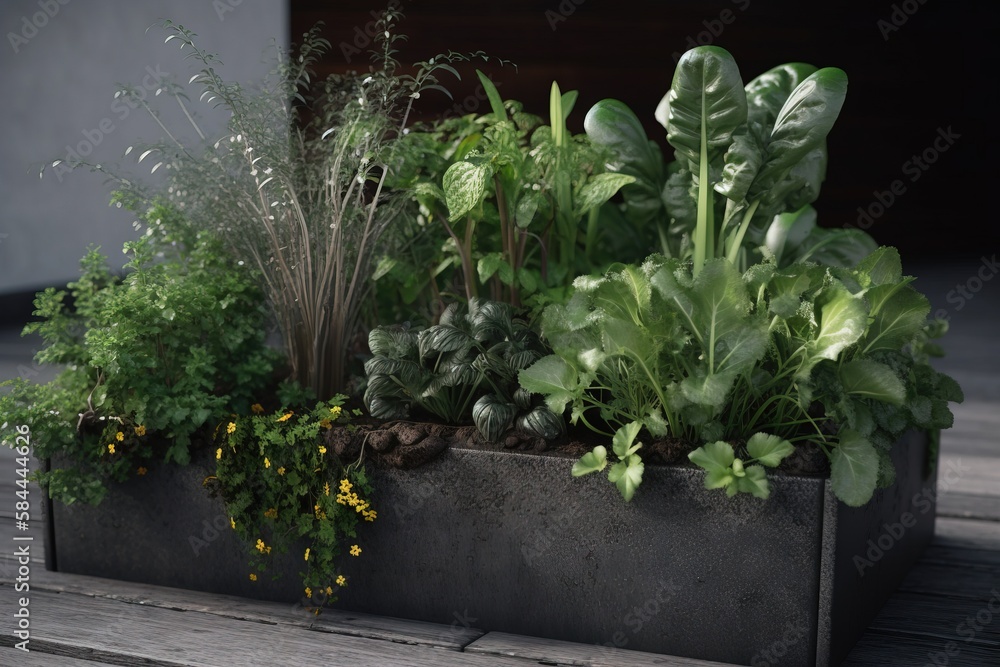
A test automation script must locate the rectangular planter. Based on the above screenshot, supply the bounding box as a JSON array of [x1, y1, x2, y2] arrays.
[[46, 430, 936, 666]]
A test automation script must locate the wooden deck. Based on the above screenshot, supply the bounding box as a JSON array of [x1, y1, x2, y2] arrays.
[[1, 262, 998, 666]]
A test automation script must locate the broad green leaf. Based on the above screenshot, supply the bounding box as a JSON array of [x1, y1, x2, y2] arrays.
[[518, 355, 580, 415], [839, 359, 905, 405], [716, 127, 763, 203], [794, 227, 878, 269], [734, 464, 770, 498], [663, 46, 748, 166], [516, 267, 538, 293], [576, 173, 636, 214], [572, 445, 608, 476], [472, 394, 518, 443], [855, 246, 902, 288], [443, 159, 491, 221], [744, 63, 818, 134], [765, 205, 817, 265], [608, 457, 644, 501], [477, 253, 514, 285], [747, 432, 795, 467], [688, 440, 735, 473], [612, 421, 643, 458], [515, 191, 541, 228], [830, 429, 879, 507], [805, 281, 867, 364], [748, 68, 848, 200], [862, 284, 929, 354]]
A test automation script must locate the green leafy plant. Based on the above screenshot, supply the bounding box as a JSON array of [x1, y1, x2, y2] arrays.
[[520, 45, 961, 505], [585, 47, 875, 272], [213, 397, 374, 606], [0, 201, 277, 505], [415, 73, 634, 307], [364, 298, 564, 442], [49, 12, 487, 400]]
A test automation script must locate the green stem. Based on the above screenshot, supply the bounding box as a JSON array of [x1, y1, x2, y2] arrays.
[[725, 199, 761, 266]]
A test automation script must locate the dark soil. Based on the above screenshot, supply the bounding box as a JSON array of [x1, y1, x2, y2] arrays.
[[323, 419, 830, 477]]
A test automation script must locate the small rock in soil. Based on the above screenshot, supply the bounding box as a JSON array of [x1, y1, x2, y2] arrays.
[[382, 435, 448, 469], [366, 428, 398, 453], [389, 422, 427, 447], [326, 427, 361, 459]]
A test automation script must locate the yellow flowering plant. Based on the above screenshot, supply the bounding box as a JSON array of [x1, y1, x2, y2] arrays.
[[212, 395, 374, 603]]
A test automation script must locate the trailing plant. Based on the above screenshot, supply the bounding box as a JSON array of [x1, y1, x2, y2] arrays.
[[0, 201, 277, 505], [414, 73, 634, 307], [520, 45, 960, 505], [585, 46, 876, 271], [364, 298, 564, 442], [46, 11, 488, 400], [212, 396, 373, 608]]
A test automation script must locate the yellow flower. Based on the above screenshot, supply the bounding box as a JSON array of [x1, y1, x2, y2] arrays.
[[330, 405, 343, 419], [264, 457, 271, 469], [325, 586, 333, 595], [339, 479, 352, 492], [263, 508, 277, 519], [249, 573, 257, 582], [115, 431, 124, 442], [276, 412, 293, 423], [318, 445, 327, 455], [319, 419, 332, 430], [304, 547, 310, 561], [277, 467, 285, 476], [364, 510, 377, 522], [336, 575, 346, 587], [230, 517, 236, 529], [350, 545, 361, 557], [304, 587, 312, 598], [324, 482, 331, 496], [255, 539, 267, 553], [226, 422, 236, 434], [136, 466, 147, 476], [251, 403, 264, 414], [134, 425, 146, 436], [216, 448, 222, 460], [107, 443, 116, 454]]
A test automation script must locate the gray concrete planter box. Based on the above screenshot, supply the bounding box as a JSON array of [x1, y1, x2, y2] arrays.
[[46, 430, 936, 666]]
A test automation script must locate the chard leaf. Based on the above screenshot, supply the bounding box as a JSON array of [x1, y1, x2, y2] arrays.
[[518, 355, 580, 416], [744, 62, 818, 134], [608, 456, 644, 501], [612, 421, 643, 458], [830, 429, 879, 507], [716, 127, 763, 203], [443, 159, 492, 221], [839, 359, 905, 405], [855, 246, 902, 288], [572, 445, 607, 476], [747, 433, 795, 467], [765, 205, 817, 265], [748, 68, 848, 201]]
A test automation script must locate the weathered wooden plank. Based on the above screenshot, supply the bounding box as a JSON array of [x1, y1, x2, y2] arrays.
[[844, 629, 1000, 666], [935, 517, 1000, 551], [939, 491, 1000, 521], [0, 588, 533, 667], [0, 646, 122, 666], [464, 632, 735, 667], [0, 568, 482, 650], [865, 592, 1000, 648], [938, 455, 1000, 498], [921, 545, 1000, 570], [899, 561, 1000, 602]]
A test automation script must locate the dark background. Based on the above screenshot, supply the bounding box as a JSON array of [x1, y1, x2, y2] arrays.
[[292, 0, 995, 264]]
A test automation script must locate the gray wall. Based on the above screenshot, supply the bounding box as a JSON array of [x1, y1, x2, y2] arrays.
[[0, 0, 288, 295]]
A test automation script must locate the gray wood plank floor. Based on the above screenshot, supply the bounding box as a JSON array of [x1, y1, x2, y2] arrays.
[[1, 262, 997, 666]]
